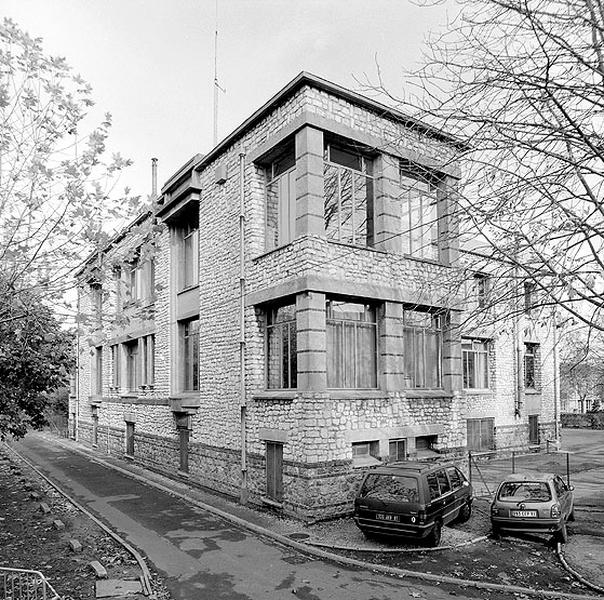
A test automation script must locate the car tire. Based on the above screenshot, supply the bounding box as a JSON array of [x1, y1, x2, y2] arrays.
[[555, 522, 568, 544], [426, 521, 442, 547], [491, 523, 501, 540], [458, 500, 472, 523], [568, 508, 575, 522]]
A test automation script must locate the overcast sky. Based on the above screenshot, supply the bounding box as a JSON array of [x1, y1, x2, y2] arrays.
[[3, 0, 453, 200]]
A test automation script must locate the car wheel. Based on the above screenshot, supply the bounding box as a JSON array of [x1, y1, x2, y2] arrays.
[[491, 523, 501, 540], [426, 521, 442, 547], [568, 508, 575, 522], [555, 522, 568, 545], [458, 500, 472, 523]]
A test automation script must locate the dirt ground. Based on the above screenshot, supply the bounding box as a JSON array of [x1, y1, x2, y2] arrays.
[[0, 445, 171, 600]]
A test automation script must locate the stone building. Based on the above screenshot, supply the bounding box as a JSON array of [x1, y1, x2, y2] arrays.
[[72, 72, 560, 520]]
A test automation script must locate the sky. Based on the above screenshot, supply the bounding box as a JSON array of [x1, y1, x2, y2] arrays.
[[2, 0, 454, 201]]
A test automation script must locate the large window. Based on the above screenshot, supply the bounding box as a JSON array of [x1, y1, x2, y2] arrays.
[[324, 143, 374, 247], [140, 335, 155, 387], [399, 166, 439, 260], [266, 301, 297, 389], [467, 417, 495, 451], [403, 309, 443, 389], [326, 299, 377, 389], [93, 346, 103, 395], [524, 343, 538, 390], [124, 255, 155, 305], [266, 148, 296, 250], [181, 319, 200, 392], [462, 339, 489, 389], [111, 344, 120, 389]]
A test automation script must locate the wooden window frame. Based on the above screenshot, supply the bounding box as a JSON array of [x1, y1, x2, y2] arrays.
[[524, 343, 538, 390], [403, 309, 443, 389], [181, 319, 200, 392], [462, 339, 490, 390], [266, 441, 284, 502], [467, 417, 495, 452], [265, 301, 297, 390], [265, 147, 296, 250]]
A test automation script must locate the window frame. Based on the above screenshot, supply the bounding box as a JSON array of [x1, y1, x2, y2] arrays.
[[265, 147, 297, 250], [326, 298, 378, 390], [524, 343, 538, 390], [462, 338, 490, 390], [110, 344, 121, 389], [467, 417, 495, 452], [265, 301, 297, 390], [402, 309, 443, 389], [323, 142, 374, 248], [388, 438, 407, 462], [181, 318, 200, 392], [180, 221, 199, 291], [352, 440, 380, 467], [124, 339, 139, 392], [266, 441, 284, 502]]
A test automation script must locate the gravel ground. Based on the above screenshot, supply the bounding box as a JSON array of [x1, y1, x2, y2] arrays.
[[0, 444, 173, 600]]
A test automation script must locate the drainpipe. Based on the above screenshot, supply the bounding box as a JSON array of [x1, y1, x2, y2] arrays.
[[151, 157, 158, 199], [239, 151, 248, 504], [75, 292, 80, 442], [552, 310, 560, 447]]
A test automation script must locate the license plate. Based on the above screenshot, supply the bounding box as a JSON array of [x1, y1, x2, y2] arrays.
[[511, 510, 537, 518], [376, 513, 400, 522]]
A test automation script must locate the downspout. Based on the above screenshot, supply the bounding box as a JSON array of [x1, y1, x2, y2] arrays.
[[552, 310, 560, 447], [514, 256, 523, 418], [239, 151, 248, 504], [75, 292, 80, 442]]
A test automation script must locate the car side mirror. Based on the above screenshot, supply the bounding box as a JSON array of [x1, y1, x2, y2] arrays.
[[569, 485, 575, 491], [462, 480, 470, 487]]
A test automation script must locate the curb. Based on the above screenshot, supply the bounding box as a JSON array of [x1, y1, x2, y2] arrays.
[[4, 443, 155, 598], [32, 435, 602, 600], [307, 535, 489, 553], [556, 542, 604, 595]]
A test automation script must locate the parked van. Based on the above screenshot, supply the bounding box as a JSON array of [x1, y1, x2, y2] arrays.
[[353, 461, 473, 546]]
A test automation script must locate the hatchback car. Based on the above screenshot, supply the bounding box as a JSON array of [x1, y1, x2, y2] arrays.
[[353, 462, 473, 547], [490, 472, 574, 543]]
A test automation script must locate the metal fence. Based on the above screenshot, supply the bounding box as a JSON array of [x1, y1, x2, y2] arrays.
[[0, 568, 59, 600], [468, 444, 571, 499]]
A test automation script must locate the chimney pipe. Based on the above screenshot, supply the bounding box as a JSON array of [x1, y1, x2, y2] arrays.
[[151, 157, 158, 197]]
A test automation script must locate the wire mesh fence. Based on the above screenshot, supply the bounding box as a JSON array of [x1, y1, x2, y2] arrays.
[[0, 567, 59, 600]]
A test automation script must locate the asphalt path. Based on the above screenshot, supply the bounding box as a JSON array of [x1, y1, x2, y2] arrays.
[[14, 433, 500, 600]]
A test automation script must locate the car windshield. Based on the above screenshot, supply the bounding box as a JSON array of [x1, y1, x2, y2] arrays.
[[359, 474, 419, 503], [497, 481, 552, 502]]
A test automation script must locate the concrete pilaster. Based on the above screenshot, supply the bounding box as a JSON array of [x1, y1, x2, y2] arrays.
[[296, 291, 326, 391], [373, 154, 401, 253], [442, 309, 462, 393], [295, 127, 325, 238], [379, 301, 405, 391]]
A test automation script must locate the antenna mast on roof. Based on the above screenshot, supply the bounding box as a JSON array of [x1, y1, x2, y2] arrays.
[[213, 0, 226, 147]]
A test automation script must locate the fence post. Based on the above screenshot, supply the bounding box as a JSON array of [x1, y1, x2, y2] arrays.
[[566, 452, 571, 487], [512, 451, 516, 474], [468, 451, 472, 486]]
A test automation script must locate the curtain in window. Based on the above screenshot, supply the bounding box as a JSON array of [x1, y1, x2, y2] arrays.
[[403, 310, 443, 389]]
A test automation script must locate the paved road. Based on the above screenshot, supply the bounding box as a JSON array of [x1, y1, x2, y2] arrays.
[[15, 433, 502, 600]]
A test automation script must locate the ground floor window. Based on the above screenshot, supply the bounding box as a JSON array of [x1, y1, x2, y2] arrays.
[[529, 415, 539, 445], [181, 319, 200, 392], [389, 438, 406, 462], [266, 441, 284, 502], [403, 309, 443, 389], [326, 299, 377, 389], [352, 440, 380, 467], [467, 418, 494, 452], [124, 340, 139, 392], [125, 422, 135, 456], [266, 301, 297, 389]]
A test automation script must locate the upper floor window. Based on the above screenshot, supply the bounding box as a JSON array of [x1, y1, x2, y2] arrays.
[[93, 346, 103, 395], [474, 275, 489, 308], [524, 343, 539, 390], [399, 165, 439, 260], [462, 339, 489, 389], [111, 344, 120, 389], [181, 222, 199, 290], [324, 143, 374, 247], [403, 309, 443, 389], [266, 147, 296, 250], [124, 339, 139, 392], [524, 282, 536, 314], [90, 283, 102, 323], [326, 299, 377, 389], [125, 256, 155, 305], [266, 301, 297, 389]]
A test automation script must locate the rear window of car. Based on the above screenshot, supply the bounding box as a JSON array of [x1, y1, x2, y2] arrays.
[[497, 481, 552, 502], [359, 473, 419, 503]]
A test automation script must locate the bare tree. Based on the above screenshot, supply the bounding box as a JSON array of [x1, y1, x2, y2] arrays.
[[364, 0, 604, 331], [0, 18, 141, 324]]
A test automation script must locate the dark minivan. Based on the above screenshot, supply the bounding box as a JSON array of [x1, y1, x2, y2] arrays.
[[353, 461, 473, 546]]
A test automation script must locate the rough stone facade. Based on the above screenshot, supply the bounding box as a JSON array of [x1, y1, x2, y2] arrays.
[[72, 73, 560, 520]]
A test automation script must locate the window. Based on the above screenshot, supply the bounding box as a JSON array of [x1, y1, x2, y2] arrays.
[[266, 441, 284, 502], [427, 472, 441, 501], [90, 283, 102, 322], [462, 339, 489, 389], [436, 469, 451, 495], [326, 299, 377, 389], [399, 165, 439, 260], [111, 344, 120, 389], [140, 335, 155, 387], [446, 466, 463, 490], [352, 440, 380, 467], [181, 319, 200, 392], [124, 340, 139, 392], [524, 343, 538, 390], [403, 309, 443, 389], [266, 148, 296, 249], [324, 143, 374, 247], [93, 346, 103, 395], [123, 257, 154, 305], [125, 422, 135, 456], [467, 418, 495, 451], [474, 275, 488, 308], [529, 414, 539, 445], [389, 438, 406, 462], [181, 221, 199, 290], [266, 302, 297, 389]]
